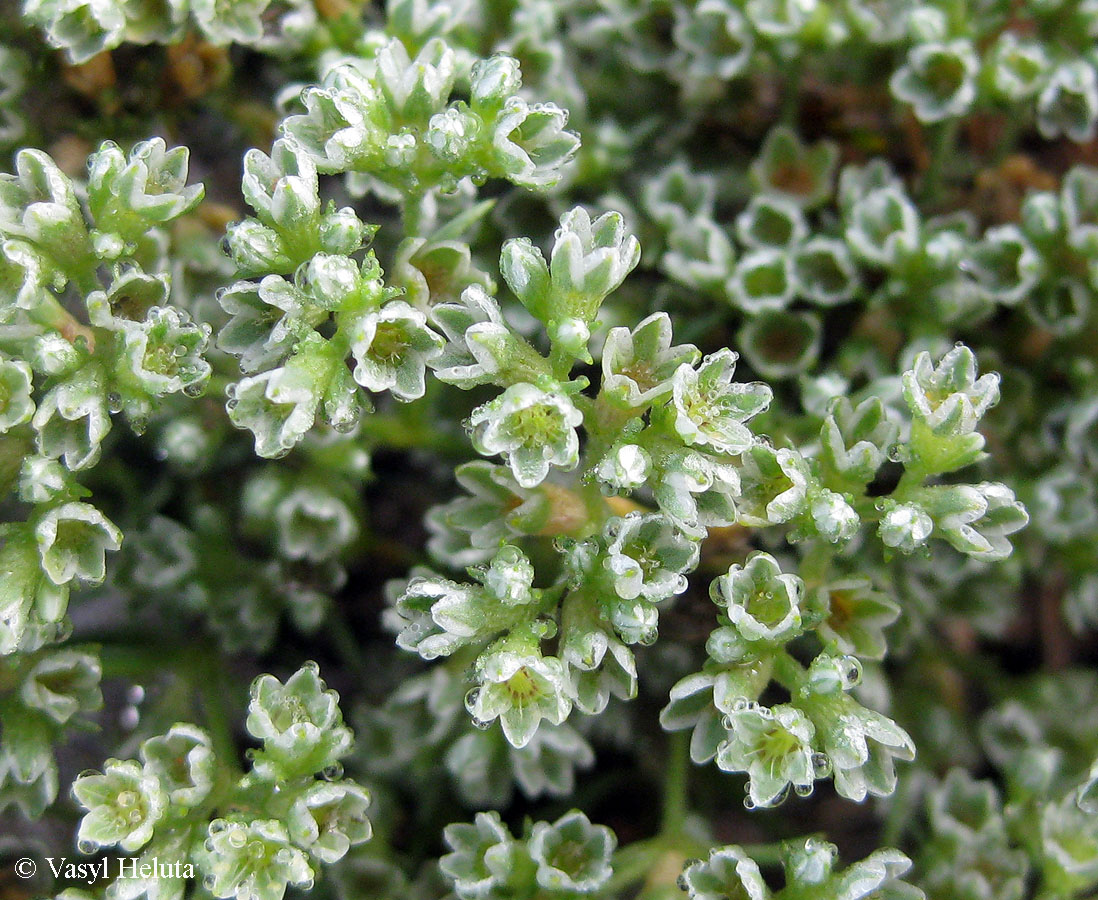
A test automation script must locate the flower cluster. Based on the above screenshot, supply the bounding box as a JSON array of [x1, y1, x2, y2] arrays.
[[0, 648, 101, 816], [680, 838, 923, 900], [23, 0, 315, 62], [72, 663, 370, 900], [4, 2, 1089, 900], [440, 809, 614, 899]]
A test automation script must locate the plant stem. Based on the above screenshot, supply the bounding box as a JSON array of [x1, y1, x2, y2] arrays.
[[660, 730, 690, 838], [921, 119, 959, 205]]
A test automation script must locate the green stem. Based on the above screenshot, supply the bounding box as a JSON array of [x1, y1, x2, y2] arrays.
[[772, 651, 807, 694], [199, 654, 240, 774], [326, 603, 370, 687], [660, 730, 690, 838], [780, 54, 804, 126], [921, 119, 959, 205]]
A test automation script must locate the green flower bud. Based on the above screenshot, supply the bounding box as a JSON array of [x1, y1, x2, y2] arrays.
[[643, 161, 716, 228], [245, 662, 353, 780], [799, 690, 914, 802], [727, 249, 795, 312], [72, 759, 166, 852], [902, 345, 999, 437], [139, 724, 215, 807], [426, 461, 550, 566], [737, 445, 810, 527], [739, 309, 821, 380], [878, 500, 934, 553], [0, 356, 34, 432], [199, 819, 313, 900], [594, 443, 652, 491], [653, 448, 741, 537], [890, 40, 978, 122], [0, 149, 92, 277], [711, 552, 804, 645], [32, 364, 111, 470], [988, 33, 1050, 101], [736, 194, 808, 249], [791, 236, 859, 306], [680, 845, 769, 900], [469, 645, 572, 748], [490, 96, 580, 188], [750, 126, 839, 209], [661, 216, 737, 294], [672, 0, 754, 83], [0, 528, 70, 654], [602, 511, 699, 605], [964, 225, 1041, 306], [20, 649, 102, 725], [669, 349, 772, 454], [286, 780, 372, 864], [1037, 61, 1098, 143], [349, 299, 444, 401], [812, 578, 900, 660], [470, 55, 523, 110], [227, 337, 332, 458], [845, 185, 920, 267], [440, 811, 514, 898], [430, 285, 520, 388], [528, 810, 615, 893], [716, 703, 817, 807], [820, 396, 899, 486], [23, 0, 126, 62], [274, 486, 359, 562], [377, 37, 456, 119], [35, 501, 122, 585], [86, 139, 203, 242], [282, 66, 391, 175], [602, 312, 699, 408], [919, 482, 1028, 561], [469, 383, 582, 488], [560, 599, 638, 715]]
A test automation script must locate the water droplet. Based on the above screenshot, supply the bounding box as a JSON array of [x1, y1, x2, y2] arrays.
[[78, 839, 97, 854], [203, 876, 216, 891], [228, 829, 247, 849], [299, 880, 314, 892], [676, 875, 689, 891], [183, 382, 204, 398], [841, 657, 863, 688], [743, 795, 756, 810], [732, 697, 753, 712], [795, 782, 814, 797], [249, 840, 265, 858], [131, 416, 148, 436], [812, 752, 832, 777], [322, 762, 344, 780], [464, 688, 481, 711], [107, 392, 123, 413], [209, 820, 228, 833], [472, 717, 492, 731]]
